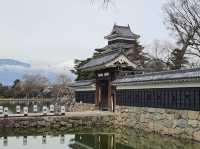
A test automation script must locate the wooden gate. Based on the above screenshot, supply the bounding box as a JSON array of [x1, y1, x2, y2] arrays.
[[99, 80, 109, 111]]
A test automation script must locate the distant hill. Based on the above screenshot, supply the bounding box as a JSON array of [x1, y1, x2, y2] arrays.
[[0, 59, 31, 67]]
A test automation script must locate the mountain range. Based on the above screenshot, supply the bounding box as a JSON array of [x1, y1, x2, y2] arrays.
[[0, 59, 75, 85]]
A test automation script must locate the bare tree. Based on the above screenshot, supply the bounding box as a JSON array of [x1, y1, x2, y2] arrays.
[[21, 74, 49, 98], [145, 40, 175, 71], [168, 48, 189, 70], [56, 74, 71, 87], [147, 40, 175, 63], [163, 0, 200, 60], [12, 80, 23, 98], [91, 0, 114, 8], [92, 0, 111, 5], [52, 74, 73, 98]]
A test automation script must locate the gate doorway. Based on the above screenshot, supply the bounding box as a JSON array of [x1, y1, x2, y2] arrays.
[[99, 80, 109, 111]]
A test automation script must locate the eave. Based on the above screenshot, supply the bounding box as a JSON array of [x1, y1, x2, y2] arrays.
[[69, 80, 96, 91]]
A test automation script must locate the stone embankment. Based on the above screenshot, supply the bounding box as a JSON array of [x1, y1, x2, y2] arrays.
[[72, 103, 200, 141], [115, 106, 200, 141], [0, 111, 114, 129], [2, 102, 200, 142]]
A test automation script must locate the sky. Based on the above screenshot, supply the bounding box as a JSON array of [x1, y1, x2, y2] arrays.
[[0, 0, 170, 67]]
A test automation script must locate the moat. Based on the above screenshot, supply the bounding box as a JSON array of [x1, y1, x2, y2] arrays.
[[0, 127, 200, 149]]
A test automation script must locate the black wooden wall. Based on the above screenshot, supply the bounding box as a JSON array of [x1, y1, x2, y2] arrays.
[[116, 87, 200, 111], [75, 91, 95, 104]]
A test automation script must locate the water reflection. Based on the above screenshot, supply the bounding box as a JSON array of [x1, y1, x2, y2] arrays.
[[69, 134, 116, 149], [3, 137, 7, 146], [60, 135, 65, 144], [0, 128, 200, 149], [42, 136, 46, 144], [23, 136, 27, 145]]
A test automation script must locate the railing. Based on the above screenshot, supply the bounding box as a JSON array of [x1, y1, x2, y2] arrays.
[[0, 104, 75, 117], [0, 97, 76, 117], [0, 98, 54, 105]]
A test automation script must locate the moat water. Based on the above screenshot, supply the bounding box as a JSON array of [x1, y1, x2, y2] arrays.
[[0, 127, 200, 149]]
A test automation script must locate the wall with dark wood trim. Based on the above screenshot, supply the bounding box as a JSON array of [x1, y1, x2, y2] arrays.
[[116, 87, 200, 111], [75, 91, 95, 104]]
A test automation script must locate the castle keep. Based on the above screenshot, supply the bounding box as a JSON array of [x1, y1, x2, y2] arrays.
[[71, 25, 200, 112]]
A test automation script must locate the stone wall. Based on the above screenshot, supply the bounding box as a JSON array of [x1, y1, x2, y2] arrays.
[[0, 113, 115, 129], [72, 103, 97, 112], [2, 101, 200, 142], [115, 106, 200, 141]]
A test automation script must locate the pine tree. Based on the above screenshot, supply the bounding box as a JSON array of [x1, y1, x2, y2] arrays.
[[71, 48, 106, 81], [125, 40, 149, 68]]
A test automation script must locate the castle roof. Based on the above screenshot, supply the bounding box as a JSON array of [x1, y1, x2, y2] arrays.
[[104, 24, 140, 40], [78, 50, 137, 71], [113, 67, 200, 85], [78, 25, 139, 71], [72, 67, 200, 91]]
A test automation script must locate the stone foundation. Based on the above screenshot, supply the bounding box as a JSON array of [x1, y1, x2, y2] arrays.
[[115, 106, 200, 141], [2, 101, 200, 142], [72, 103, 97, 112], [0, 112, 114, 129], [71, 102, 200, 141]]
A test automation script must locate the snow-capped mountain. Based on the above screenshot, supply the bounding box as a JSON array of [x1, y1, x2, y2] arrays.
[[0, 59, 75, 85], [0, 59, 31, 67]]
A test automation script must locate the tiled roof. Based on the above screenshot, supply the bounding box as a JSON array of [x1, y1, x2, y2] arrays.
[[79, 42, 139, 71], [101, 43, 135, 54], [105, 25, 140, 40], [70, 68, 200, 90], [113, 68, 200, 84], [69, 79, 95, 87], [79, 51, 121, 71]]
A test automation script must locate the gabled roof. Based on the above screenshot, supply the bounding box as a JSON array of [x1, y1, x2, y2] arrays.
[[105, 24, 140, 40], [113, 68, 200, 85], [78, 51, 137, 71]]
